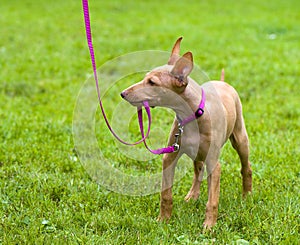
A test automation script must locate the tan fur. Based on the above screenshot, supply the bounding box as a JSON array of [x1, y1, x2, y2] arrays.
[[121, 37, 252, 230]]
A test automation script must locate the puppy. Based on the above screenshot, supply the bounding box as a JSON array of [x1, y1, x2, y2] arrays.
[[121, 37, 252, 229]]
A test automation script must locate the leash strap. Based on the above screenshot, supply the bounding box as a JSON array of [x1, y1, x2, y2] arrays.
[[138, 102, 176, 154], [138, 89, 206, 155], [82, 0, 151, 145]]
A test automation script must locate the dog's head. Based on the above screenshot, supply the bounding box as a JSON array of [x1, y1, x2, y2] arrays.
[[121, 37, 194, 108]]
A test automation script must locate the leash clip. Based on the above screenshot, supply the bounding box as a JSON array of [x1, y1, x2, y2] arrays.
[[172, 125, 184, 152], [172, 143, 180, 152]]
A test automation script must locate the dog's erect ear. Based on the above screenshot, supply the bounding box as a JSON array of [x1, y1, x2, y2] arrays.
[[170, 51, 193, 85], [168, 37, 183, 65]]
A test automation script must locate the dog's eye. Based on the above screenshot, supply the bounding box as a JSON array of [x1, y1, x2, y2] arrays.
[[148, 79, 156, 86]]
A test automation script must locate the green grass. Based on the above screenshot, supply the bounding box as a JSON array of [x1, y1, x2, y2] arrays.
[[1, 0, 299, 244]]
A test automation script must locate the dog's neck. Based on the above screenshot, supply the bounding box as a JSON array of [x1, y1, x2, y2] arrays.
[[170, 77, 203, 121]]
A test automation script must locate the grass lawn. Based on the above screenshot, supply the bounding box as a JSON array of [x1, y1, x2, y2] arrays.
[[1, 0, 299, 244]]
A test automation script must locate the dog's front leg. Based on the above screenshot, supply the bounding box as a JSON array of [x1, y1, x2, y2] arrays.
[[203, 161, 221, 229], [157, 152, 179, 222]]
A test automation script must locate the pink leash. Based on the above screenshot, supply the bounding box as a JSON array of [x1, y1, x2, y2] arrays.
[[82, 0, 151, 146], [82, 0, 205, 154]]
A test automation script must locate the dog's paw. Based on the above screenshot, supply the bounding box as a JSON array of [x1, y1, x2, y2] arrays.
[[184, 191, 199, 202], [202, 217, 217, 232], [157, 211, 171, 223], [156, 215, 170, 223], [242, 190, 252, 198], [202, 221, 215, 232], [156, 216, 163, 222]]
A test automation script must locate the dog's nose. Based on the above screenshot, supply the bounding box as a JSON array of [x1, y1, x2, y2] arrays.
[[120, 91, 126, 98]]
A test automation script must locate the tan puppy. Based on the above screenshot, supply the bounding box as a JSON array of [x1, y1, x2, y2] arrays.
[[121, 37, 252, 229]]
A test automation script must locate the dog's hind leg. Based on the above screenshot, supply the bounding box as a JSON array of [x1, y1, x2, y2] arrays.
[[230, 104, 252, 196], [185, 161, 204, 201]]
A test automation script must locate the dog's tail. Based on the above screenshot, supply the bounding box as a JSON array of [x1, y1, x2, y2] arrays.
[[220, 68, 225, 81]]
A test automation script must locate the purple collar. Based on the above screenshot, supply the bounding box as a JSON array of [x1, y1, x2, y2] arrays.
[[177, 88, 206, 127]]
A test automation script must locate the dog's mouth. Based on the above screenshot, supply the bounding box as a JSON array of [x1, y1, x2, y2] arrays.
[[120, 92, 157, 108], [129, 101, 155, 109]]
